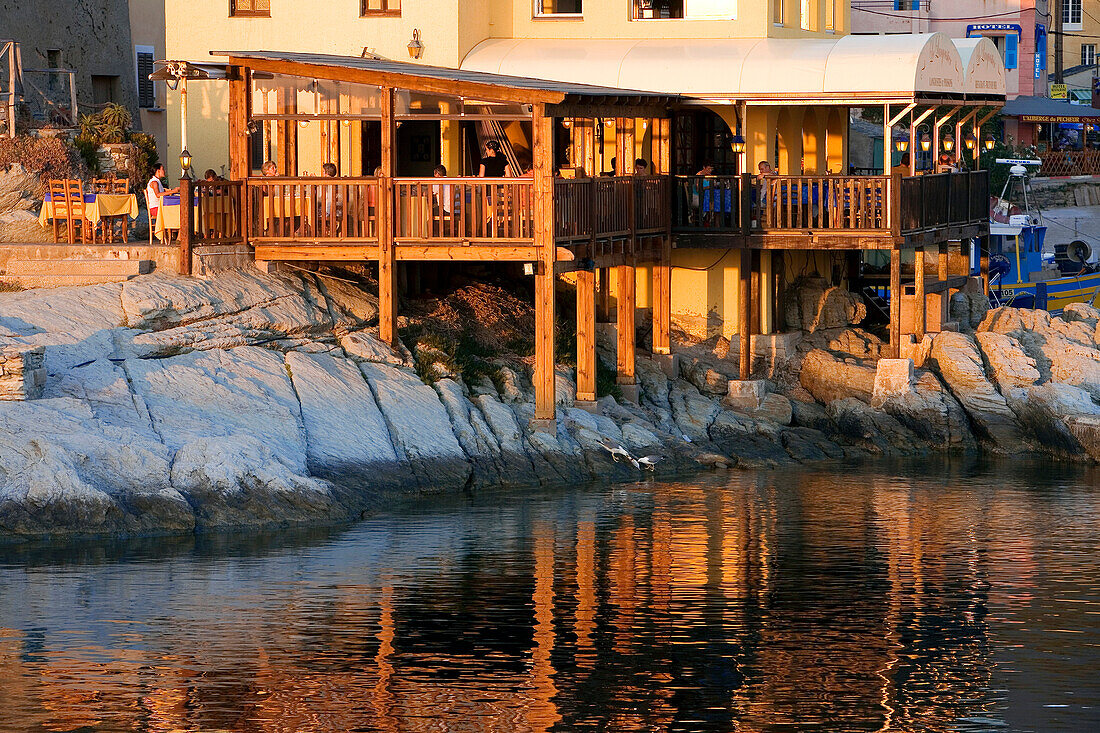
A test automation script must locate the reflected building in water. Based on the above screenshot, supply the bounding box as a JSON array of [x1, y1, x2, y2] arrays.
[[0, 465, 1095, 732]]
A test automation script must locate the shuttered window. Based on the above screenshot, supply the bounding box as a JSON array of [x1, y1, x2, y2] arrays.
[[231, 0, 270, 17], [1004, 32, 1018, 70], [361, 0, 401, 15], [136, 47, 156, 108]]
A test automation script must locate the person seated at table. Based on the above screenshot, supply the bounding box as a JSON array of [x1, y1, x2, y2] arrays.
[[756, 160, 774, 179], [145, 163, 179, 242], [261, 160, 278, 177], [634, 158, 650, 176], [937, 153, 957, 173], [431, 165, 454, 236], [203, 169, 226, 183]]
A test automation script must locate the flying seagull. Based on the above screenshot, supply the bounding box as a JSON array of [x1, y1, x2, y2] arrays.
[[637, 455, 663, 470], [601, 440, 632, 463]]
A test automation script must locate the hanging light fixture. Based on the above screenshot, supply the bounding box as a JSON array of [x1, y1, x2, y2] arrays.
[[984, 136, 997, 151], [920, 131, 932, 152], [407, 29, 424, 59], [894, 130, 909, 153], [964, 132, 977, 150], [730, 133, 746, 154], [562, 118, 573, 128], [942, 133, 955, 153]]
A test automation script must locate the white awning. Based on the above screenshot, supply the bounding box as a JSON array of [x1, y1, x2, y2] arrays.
[[462, 33, 996, 104], [952, 37, 1007, 98]]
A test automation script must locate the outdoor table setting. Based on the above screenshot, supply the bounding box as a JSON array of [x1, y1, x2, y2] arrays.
[[39, 190, 139, 241]]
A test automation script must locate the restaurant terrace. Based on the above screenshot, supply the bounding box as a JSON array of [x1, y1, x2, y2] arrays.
[[160, 45, 1004, 422]]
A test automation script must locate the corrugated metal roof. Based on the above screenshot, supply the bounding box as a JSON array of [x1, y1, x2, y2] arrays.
[[212, 50, 680, 104], [1002, 95, 1100, 119]]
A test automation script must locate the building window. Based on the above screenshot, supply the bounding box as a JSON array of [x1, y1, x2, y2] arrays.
[[135, 46, 156, 109], [1084, 44, 1097, 67], [230, 0, 269, 17], [535, 0, 581, 16], [825, 0, 835, 31], [91, 75, 119, 106], [801, 0, 812, 30], [1065, 0, 1083, 31], [774, 0, 784, 25], [632, 1, 735, 19], [361, 0, 400, 15]]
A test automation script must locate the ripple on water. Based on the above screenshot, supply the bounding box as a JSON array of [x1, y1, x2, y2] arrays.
[[0, 458, 1098, 732]]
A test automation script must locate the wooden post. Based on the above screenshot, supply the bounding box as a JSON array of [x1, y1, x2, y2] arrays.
[[616, 264, 636, 386], [738, 248, 751, 379], [378, 87, 397, 346], [914, 246, 925, 341], [576, 268, 597, 403], [533, 106, 557, 421], [652, 237, 671, 355], [750, 249, 761, 338], [178, 177, 193, 276], [980, 236, 990, 295], [889, 248, 902, 358], [938, 242, 950, 323], [597, 268, 610, 321], [227, 66, 251, 180]]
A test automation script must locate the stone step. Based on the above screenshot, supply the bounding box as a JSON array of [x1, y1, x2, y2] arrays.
[[3, 258, 153, 278]]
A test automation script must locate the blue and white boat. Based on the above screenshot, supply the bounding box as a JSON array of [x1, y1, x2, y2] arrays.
[[986, 161, 1100, 314]]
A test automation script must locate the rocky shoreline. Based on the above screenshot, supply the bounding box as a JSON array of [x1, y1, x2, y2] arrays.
[[1, 269, 1098, 543]]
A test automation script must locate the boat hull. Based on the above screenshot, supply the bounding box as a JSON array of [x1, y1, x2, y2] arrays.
[[991, 271, 1100, 314]]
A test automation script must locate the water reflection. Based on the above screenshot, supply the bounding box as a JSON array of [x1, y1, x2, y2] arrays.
[[0, 459, 1098, 732]]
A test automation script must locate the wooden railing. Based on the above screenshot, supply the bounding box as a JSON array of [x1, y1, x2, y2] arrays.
[[192, 180, 245, 244], [672, 175, 744, 232], [394, 178, 534, 242], [1038, 150, 1100, 177], [246, 177, 380, 242], [898, 171, 988, 234], [554, 175, 670, 244], [758, 175, 890, 231]]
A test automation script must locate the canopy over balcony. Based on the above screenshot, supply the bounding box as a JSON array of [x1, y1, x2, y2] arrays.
[[462, 33, 1004, 105]]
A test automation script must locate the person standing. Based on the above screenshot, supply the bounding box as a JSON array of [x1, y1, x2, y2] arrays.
[[479, 140, 507, 177]]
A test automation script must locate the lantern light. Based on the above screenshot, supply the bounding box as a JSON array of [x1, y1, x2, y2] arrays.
[[562, 118, 573, 129], [895, 136, 909, 153], [943, 133, 955, 153], [920, 132, 932, 152], [984, 136, 997, 151], [178, 149, 192, 179], [407, 29, 424, 59], [731, 133, 746, 154], [964, 132, 977, 150]]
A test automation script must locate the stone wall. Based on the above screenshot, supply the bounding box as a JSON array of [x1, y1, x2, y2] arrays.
[[0, 346, 45, 400], [1029, 178, 1100, 210], [1, 0, 140, 125]]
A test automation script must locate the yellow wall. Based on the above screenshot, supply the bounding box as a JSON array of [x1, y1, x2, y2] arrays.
[[128, 0, 169, 163]]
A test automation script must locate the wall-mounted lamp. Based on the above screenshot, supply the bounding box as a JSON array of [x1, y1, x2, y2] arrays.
[[298, 119, 309, 128], [407, 29, 424, 60], [984, 136, 997, 151], [562, 118, 573, 129], [341, 119, 351, 127], [920, 131, 932, 152], [942, 133, 955, 153], [964, 132, 977, 150]]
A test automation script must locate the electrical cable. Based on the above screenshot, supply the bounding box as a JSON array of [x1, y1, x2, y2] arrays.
[[672, 248, 733, 271]]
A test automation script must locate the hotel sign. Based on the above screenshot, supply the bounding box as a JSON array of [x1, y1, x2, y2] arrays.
[[966, 23, 1023, 36]]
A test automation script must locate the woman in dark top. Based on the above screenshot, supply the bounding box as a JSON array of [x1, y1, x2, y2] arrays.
[[479, 140, 508, 177]]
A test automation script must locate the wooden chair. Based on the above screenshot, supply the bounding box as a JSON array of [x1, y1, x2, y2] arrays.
[[47, 179, 68, 243], [51, 179, 93, 244]]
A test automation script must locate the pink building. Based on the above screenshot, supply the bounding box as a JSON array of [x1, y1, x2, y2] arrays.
[[852, 0, 1050, 100]]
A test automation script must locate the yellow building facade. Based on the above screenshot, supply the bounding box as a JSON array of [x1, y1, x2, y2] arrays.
[[158, 1, 933, 342]]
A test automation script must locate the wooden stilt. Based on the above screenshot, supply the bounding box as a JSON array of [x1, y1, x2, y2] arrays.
[[980, 237, 990, 296], [914, 246, 925, 341], [738, 248, 751, 379], [533, 106, 557, 421], [378, 87, 397, 346], [616, 263, 636, 385], [890, 248, 902, 358], [576, 268, 596, 402], [750, 249, 761, 338], [652, 237, 671, 355], [597, 267, 611, 321], [178, 177, 192, 276]]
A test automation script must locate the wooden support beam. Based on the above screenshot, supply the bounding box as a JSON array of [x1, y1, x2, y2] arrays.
[[227, 67, 251, 180], [533, 106, 557, 421], [980, 236, 990, 296], [738, 248, 751, 379], [616, 264, 636, 386], [378, 87, 397, 346], [890, 248, 902, 358], [914, 246, 925, 341], [576, 268, 596, 402], [178, 177, 193, 276], [938, 242, 950, 324], [652, 237, 671, 355], [657, 117, 671, 175], [597, 267, 611, 321], [750, 249, 761, 339]]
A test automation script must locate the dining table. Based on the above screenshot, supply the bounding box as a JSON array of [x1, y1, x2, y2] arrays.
[[39, 192, 140, 228]]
